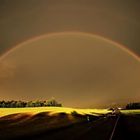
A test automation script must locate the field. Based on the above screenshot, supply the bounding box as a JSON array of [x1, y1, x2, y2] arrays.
[[0, 107, 110, 140], [0, 107, 109, 117], [0, 108, 140, 140], [121, 109, 140, 114]]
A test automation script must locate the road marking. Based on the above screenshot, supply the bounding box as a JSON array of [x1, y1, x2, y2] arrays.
[[109, 115, 120, 140]]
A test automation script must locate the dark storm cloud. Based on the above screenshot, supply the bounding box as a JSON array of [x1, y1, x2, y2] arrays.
[[0, 0, 140, 55]]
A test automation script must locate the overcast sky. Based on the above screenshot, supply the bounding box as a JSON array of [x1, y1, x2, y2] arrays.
[[0, 0, 140, 55], [0, 33, 140, 108], [0, 0, 140, 108]]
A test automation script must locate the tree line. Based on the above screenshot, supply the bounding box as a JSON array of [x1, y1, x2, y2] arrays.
[[126, 102, 140, 109], [0, 99, 62, 108]]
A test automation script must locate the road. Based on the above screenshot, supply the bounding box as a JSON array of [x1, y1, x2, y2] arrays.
[[8, 114, 140, 140]]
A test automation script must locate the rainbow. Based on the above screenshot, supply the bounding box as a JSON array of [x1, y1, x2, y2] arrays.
[[0, 31, 140, 61]]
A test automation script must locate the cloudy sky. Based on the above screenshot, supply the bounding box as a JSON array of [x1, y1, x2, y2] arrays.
[[0, 0, 140, 55], [0, 0, 140, 108]]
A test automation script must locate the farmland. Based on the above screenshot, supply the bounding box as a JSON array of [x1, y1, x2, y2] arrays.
[[0, 107, 140, 140]]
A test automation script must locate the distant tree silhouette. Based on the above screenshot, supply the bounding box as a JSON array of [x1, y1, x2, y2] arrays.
[[46, 99, 62, 107], [126, 102, 140, 109], [0, 99, 62, 108]]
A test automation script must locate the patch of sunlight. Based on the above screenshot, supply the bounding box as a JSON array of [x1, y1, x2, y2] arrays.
[[121, 109, 140, 115], [0, 107, 110, 117]]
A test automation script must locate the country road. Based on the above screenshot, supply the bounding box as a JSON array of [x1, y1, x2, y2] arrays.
[[11, 114, 140, 140]]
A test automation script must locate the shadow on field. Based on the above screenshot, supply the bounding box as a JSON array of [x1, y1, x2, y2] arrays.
[[0, 111, 99, 140], [1, 112, 140, 140]]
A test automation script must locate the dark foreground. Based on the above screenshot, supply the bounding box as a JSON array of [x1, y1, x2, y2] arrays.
[[0, 113, 140, 140]]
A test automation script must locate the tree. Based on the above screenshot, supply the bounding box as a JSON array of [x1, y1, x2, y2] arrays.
[[126, 102, 140, 109], [0, 99, 62, 108], [46, 99, 62, 107]]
